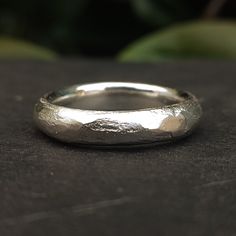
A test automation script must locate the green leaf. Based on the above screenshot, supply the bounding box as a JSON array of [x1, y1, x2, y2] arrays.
[[118, 21, 236, 62], [0, 37, 57, 60]]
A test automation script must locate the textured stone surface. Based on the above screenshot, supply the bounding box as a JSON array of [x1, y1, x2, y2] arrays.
[[0, 60, 236, 236]]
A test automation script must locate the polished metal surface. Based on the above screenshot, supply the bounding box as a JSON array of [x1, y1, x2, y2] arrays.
[[33, 82, 202, 146]]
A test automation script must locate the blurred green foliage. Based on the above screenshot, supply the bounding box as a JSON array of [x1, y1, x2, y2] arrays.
[[131, 0, 206, 26], [0, 0, 235, 60], [118, 21, 236, 62], [0, 0, 151, 57], [0, 37, 57, 60]]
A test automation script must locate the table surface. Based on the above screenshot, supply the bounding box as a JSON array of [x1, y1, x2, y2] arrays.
[[0, 60, 236, 236]]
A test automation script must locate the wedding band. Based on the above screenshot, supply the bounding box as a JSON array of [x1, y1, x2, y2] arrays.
[[34, 82, 202, 147]]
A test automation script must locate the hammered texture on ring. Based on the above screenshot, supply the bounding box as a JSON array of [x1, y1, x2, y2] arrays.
[[33, 82, 202, 147]]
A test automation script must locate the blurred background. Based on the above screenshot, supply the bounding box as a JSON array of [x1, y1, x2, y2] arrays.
[[0, 0, 236, 62]]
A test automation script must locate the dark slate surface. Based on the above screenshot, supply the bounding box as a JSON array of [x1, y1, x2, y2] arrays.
[[0, 60, 236, 236]]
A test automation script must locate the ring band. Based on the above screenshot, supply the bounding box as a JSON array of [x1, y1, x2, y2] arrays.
[[34, 82, 202, 147]]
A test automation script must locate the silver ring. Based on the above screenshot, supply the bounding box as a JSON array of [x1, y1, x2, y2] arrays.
[[34, 82, 202, 147]]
